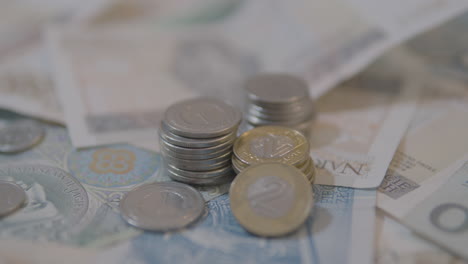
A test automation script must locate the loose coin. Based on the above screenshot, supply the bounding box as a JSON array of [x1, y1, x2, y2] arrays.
[[233, 126, 309, 167], [120, 182, 205, 231], [229, 163, 313, 237], [0, 120, 45, 153], [163, 97, 241, 138], [0, 180, 27, 217]]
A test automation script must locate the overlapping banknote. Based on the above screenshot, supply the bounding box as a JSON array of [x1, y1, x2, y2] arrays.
[[1, 0, 467, 147], [1, 1, 468, 264], [377, 12, 468, 261]]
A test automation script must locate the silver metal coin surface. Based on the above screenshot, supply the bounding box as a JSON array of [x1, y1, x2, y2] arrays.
[[168, 169, 234, 185], [167, 164, 234, 179], [165, 157, 231, 172], [0, 120, 45, 153], [163, 97, 241, 138], [245, 74, 309, 105], [0, 180, 27, 217], [120, 182, 205, 231], [160, 136, 234, 156], [161, 143, 232, 160], [160, 123, 236, 148], [163, 150, 232, 169]]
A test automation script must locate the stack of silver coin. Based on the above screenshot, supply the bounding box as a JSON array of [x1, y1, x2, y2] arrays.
[[160, 97, 241, 185], [244, 73, 315, 136]]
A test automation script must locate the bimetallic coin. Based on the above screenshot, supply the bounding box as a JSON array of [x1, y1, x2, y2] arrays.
[[230, 163, 313, 237], [245, 74, 309, 105], [163, 97, 241, 138], [233, 126, 309, 166], [231, 156, 248, 170], [160, 123, 236, 148], [0, 180, 27, 217], [0, 120, 45, 153], [120, 182, 205, 231]]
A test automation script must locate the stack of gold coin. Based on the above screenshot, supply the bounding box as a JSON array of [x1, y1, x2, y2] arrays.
[[232, 126, 315, 183]]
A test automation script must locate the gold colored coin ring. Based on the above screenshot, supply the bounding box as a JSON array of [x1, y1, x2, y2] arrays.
[[233, 126, 310, 167], [230, 162, 313, 237]]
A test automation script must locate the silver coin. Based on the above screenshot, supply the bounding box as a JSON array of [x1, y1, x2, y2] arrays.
[[165, 158, 231, 172], [247, 103, 313, 119], [160, 123, 236, 148], [163, 97, 241, 138], [163, 150, 232, 167], [167, 164, 234, 179], [120, 182, 205, 231], [245, 74, 309, 105], [168, 169, 234, 185], [160, 135, 234, 155], [247, 97, 312, 113], [246, 113, 313, 126], [0, 120, 45, 153], [161, 143, 232, 160], [0, 180, 27, 217]]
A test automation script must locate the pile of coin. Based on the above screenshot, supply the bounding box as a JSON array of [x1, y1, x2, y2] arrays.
[[232, 126, 315, 183], [230, 162, 313, 237], [160, 97, 241, 185], [244, 73, 315, 136]]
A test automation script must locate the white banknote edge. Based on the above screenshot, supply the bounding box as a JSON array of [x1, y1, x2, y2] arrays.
[[377, 153, 468, 220], [355, 79, 420, 189]]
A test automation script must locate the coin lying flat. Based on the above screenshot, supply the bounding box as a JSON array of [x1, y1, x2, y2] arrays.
[[0, 120, 45, 153], [163, 97, 241, 138], [120, 182, 205, 231], [230, 163, 313, 237], [0, 180, 27, 217]]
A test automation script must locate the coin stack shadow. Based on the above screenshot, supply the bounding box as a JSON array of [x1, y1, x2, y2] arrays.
[[159, 97, 241, 185], [232, 126, 315, 184], [244, 73, 315, 137]]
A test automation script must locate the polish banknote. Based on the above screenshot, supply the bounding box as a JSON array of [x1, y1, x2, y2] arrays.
[[377, 11, 468, 261], [375, 210, 465, 264], [0, 111, 228, 248], [0, 0, 112, 124], [45, 0, 468, 151], [88, 188, 376, 264], [310, 48, 422, 188], [402, 158, 468, 261]]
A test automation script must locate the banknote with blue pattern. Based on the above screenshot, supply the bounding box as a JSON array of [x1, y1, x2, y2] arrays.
[[0, 110, 228, 247], [93, 186, 376, 264]]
